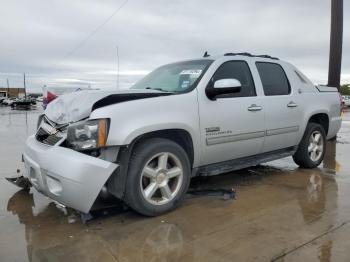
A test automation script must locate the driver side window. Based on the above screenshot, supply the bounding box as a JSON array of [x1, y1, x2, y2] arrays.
[[211, 61, 256, 98]]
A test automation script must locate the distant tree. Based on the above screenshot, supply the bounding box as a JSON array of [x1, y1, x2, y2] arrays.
[[339, 84, 350, 95]]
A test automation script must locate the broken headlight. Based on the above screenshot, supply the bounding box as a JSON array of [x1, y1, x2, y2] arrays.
[[67, 119, 109, 150]]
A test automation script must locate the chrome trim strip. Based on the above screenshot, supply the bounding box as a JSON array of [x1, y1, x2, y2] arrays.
[[266, 126, 299, 136], [206, 131, 265, 146]]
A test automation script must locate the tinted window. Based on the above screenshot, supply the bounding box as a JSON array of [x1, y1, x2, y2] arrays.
[[256, 62, 290, 96], [210, 61, 256, 98]]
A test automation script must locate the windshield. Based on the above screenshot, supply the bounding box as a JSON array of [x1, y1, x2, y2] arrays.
[[131, 59, 213, 92]]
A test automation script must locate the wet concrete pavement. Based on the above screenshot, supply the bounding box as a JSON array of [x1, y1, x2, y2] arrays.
[[1, 105, 350, 262]]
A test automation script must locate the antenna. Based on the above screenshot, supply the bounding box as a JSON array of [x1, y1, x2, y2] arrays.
[[116, 46, 120, 89]]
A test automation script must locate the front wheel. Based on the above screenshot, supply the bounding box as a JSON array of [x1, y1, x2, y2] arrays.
[[293, 123, 326, 168], [124, 138, 191, 216]]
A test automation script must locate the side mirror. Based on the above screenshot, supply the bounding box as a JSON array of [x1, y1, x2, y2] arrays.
[[206, 78, 242, 100]]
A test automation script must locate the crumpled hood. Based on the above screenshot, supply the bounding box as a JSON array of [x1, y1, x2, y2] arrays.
[[45, 89, 163, 124]]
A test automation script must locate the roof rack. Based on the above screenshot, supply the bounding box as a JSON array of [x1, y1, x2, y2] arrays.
[[254, 54, 279, 60], [224, 52, 253, 57], [224, 52, 279, 60]]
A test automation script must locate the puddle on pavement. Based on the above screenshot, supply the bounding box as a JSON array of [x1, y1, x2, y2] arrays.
[[1, 107, 350, 261]]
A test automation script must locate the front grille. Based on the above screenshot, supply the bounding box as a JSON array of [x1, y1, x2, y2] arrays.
[[36, 127, 62, 146], [35, 116, 65, 146]]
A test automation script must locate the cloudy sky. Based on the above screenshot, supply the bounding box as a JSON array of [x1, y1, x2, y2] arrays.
[[0, 0, 349, 92]]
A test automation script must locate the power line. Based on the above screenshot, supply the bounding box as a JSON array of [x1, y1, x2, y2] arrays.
[[59, 0, 129, 63]]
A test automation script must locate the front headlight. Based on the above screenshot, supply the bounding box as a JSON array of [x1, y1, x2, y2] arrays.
[[67, 119, 109, 150]]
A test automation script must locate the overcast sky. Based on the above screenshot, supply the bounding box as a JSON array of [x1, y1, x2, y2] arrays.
[[0, 0, 349, 92]]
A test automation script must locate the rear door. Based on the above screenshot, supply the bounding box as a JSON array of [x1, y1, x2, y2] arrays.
[[255, 62, 303, 152], [198, 60, 265, 165]]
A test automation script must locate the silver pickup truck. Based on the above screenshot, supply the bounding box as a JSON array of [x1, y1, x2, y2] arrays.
[[23, 53, 342, 216]]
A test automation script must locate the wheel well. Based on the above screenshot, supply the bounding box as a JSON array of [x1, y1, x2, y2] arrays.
[[308, 113, 329, 135], [130, 129, 195, 167], [108, 129, 194, 199]]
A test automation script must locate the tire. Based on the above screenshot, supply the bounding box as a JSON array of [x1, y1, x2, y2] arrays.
[[124, 138, 191, 216], [293, 123, 326, 168]]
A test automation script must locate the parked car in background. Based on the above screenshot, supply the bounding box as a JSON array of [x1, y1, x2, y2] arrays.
[[2, 98, 16, 106], [342, 95, 350, 107], [23, 53, 342, 216], [36, 96, 44, 102]]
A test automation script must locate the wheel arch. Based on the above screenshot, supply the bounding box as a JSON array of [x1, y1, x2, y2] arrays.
[[307, 113, 329, 136], [128, 129, 195, 168], [107, 128, 195, 200]]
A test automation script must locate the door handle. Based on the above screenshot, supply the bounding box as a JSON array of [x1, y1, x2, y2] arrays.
[[248, 104, 262, 111], [287, 101, 298, 108]]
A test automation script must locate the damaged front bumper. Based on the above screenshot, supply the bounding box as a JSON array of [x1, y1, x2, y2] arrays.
[[23, 135, 118, 213]]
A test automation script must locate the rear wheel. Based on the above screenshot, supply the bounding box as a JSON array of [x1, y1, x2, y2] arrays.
[[124, 138, 191, 216], [293, 123, 326, 168]]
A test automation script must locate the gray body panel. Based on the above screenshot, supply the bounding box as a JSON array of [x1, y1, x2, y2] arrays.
[[91, 90, 202, 166], [196, 58, 266, 165]]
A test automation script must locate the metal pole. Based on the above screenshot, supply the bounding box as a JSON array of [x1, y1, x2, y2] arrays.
[[6, 78, 10, 98], [23, 73, 27, 99], [327, 0, 343, 89], [116, 46, 120, 89]]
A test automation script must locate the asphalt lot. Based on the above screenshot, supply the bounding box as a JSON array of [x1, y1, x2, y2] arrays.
[[1, 105, 350, 262]]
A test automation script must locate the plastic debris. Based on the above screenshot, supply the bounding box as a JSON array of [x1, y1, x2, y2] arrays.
[[5, 176, 32, 190], [186, 188, 236, 200]]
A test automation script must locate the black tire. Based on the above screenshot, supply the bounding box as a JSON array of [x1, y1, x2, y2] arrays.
[[293, 123, 326, 168], [124, 138, 191, 216]]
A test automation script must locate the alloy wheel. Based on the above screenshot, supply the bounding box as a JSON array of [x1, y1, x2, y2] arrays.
[[308, 130, 324, 162], [140, 152, 183, 205]]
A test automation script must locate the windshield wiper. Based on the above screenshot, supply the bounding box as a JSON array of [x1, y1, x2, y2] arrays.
[[145, 87, 171, 92]]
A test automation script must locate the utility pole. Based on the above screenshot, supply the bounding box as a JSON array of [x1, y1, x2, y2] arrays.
[[116, 46, 120, 89], [327, 0, 343, 89], [23, 73, 27, 99], [6, 79, 10, 98]]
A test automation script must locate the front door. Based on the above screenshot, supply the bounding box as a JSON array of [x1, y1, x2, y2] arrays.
[[198, 60, 265, 165]]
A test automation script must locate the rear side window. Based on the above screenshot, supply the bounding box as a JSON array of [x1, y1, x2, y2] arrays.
[[256, 62, 290, 96], [211, 61, 256, 98]]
